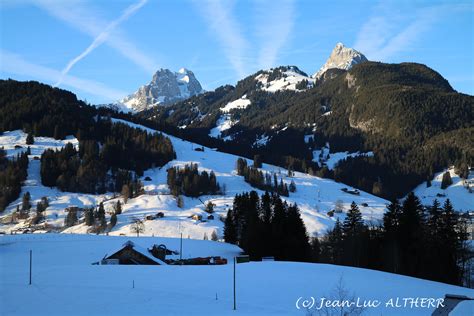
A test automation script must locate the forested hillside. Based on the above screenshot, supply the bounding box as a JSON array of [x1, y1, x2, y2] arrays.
[[0, 80, 175, 201], [141, 62, 473, 199]]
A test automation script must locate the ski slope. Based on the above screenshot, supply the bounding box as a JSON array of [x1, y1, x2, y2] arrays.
[[0, 234, 472, 316]]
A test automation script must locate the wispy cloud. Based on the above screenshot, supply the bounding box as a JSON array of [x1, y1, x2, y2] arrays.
[[34, 0, 158, 74], [194, 0, 249, 78], [1, 49, 127, 101], [55, 0, 148, 86], [254, 0, 295, 69], [354, 3, 445, 61]]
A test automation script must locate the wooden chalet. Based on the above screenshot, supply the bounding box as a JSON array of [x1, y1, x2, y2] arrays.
[[103, 241, 167, 265]]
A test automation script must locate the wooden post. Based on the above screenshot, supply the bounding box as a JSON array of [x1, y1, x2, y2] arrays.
[[233, 257, 236, 310], [29, 250, 32, 285], [180, 232, 183, 262]]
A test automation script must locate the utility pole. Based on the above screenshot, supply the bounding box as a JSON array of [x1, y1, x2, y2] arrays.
[[233, 257, 236, 310], [29, 250, 32, 285], [180, 232, 183, 262]]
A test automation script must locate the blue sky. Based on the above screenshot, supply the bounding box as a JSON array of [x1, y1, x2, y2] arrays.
[[1, 0, 473, 104]]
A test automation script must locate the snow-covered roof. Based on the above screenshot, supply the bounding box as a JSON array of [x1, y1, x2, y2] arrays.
[[107, 240, 167, 265]]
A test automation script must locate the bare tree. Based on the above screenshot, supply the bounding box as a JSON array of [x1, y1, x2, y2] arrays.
[[211, 230, 219, 241], [312, 275, 365, 316], [130, 217, 145, 237], [334, 200, 344, 213]]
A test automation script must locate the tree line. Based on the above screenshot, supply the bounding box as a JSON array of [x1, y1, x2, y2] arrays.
[[316, 194, 471, 286], [167, 163, 222, 197], [236, 158, 293, 197], [40, 141, 145, 195], [0, 149, 28, 211], [224, 191, 310, 262]]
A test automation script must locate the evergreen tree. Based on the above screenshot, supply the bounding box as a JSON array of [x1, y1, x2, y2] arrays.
[[113, 200, 122, 215], [22, 192, 31, 211], [236, 158, 247, 175], [342, 202, 363, 236], [84, 208, 94, 226], [289, 180, 296, 192], [399, 192, 424, 276], [110, 213, 117, 228], [383, 200, 402, 273], [253, 155, 262, 168], [441, 171, 453, 189], [26, 132, 34, 145], [224, 209, 237, 244]]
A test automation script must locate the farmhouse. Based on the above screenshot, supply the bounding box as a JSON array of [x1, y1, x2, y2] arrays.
[[103, 241, 167, 265]]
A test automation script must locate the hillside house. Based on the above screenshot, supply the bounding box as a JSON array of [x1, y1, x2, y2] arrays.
[[103, 241, 167, 265]]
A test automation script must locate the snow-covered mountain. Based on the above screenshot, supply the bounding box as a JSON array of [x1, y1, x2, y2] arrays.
[[255, 66, 314, 92], [120, 68, 204, 112], [313, 42, 368, 79]]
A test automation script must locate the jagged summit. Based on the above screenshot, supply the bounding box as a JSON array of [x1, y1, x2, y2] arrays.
[[313, 42, 368, 79], [119, 68, 204, 112]]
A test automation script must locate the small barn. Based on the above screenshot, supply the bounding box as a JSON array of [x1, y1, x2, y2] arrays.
[[103, 241, 167, 265]]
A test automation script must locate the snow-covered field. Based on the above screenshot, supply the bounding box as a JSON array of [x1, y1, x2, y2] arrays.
[[413, 167, 473, 211], [0, 234, 472, 316], [2, 119, 388, 238]]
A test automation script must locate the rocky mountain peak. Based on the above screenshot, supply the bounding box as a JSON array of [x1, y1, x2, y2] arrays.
[[120, 68, 203, 112], [313, 42, 368, 79]]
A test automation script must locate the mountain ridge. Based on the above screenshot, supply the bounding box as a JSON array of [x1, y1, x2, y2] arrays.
[[119, 68, 204, 112]]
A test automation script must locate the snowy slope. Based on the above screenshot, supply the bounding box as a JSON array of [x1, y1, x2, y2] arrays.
[[255, 66, 314, 92], [413, 167, 473, 211], [0, 119, 389, 238], [209, 95, 251, 140], [0, 234, 472, 316]]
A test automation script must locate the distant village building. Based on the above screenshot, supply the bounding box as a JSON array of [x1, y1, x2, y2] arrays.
[[191, 214, 202, 221]]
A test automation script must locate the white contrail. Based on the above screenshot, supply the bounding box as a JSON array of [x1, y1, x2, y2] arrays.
[[54, 0, 148, 86], [1, 49, 128, 101]]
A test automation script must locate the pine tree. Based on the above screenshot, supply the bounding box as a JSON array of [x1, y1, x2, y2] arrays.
[[383, 200, 402, 233], [203, 232, 208, 240], [21, 192, 31, 211], [85, 208, 94, 226], [310, 237, 321, 262], [114, 200, 122, 215], [53, 125, 61, 140], [253, 155, 262, 168], [289, 180, 296, 192], [26, 133, 34, 145], [236, 158, 247, 175], [441, 171, 453, 189], [211, 230, 218, 241], [110, 213, 117, 228], [224, 209, 237, 244], [96, 202, 105, 222], [342, 201, 363, 237]]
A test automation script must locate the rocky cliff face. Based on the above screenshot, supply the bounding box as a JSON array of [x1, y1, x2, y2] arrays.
[[313, 43, 368, 79], [120, 68, 203, 112]]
